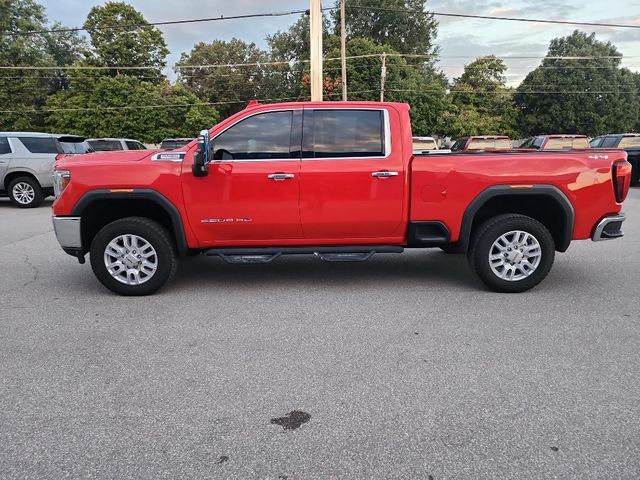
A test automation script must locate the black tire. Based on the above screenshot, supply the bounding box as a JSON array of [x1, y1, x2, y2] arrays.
[[8, 176, 44, 208], [89, 217, 177, 296], [468, 214, 555, 293]]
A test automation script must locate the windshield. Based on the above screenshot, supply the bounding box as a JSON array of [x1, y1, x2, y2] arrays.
[[544, 137, 590, 150], [413, 139, 437, 151], [467, 138, 512, 150]]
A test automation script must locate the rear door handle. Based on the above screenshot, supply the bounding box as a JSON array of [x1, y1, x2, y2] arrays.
[[371, 171, 399, 178], [268, 173, 295, 181]]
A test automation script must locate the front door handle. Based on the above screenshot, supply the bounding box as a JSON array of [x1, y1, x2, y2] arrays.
[[371, 171, 399, 178], [268, 173, 295, 181]]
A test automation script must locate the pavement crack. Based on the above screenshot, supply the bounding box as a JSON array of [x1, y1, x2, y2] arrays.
[[21, 252, 39, 287]]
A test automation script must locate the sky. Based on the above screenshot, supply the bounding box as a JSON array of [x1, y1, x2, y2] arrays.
[[40, 0, 640, 86]]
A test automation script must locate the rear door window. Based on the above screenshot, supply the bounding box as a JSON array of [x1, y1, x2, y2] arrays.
[[125, 141, 141, 150], [307, 109, 384, 158], [19, 137, 61, 154], [0, 136, 11, 154]]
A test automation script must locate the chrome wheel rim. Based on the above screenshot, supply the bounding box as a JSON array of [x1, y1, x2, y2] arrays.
[[489, 230, 542, 282], [104, 234, 158, 285], [12, 182, 35, 205]]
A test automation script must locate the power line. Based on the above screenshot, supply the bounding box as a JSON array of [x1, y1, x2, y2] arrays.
[[346, 5, 640, 29], [2, 53, 637, 71]]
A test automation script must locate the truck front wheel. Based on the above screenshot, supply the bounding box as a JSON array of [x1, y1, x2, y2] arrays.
[[89, 217, 177, 296], [468, 214, 555, 293]]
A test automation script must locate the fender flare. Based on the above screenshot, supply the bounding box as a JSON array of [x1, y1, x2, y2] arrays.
[[458, 185, 575, 252], [71, 188, 189, 255]]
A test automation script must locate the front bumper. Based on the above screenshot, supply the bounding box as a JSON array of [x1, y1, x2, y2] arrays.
[[52, 216, 82, 248], [592, 214, 625, 241]]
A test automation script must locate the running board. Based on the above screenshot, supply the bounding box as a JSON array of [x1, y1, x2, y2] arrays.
[[206, 246, 404, 264]]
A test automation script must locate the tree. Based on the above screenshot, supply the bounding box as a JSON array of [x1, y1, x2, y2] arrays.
[[83, 2, 169, 81], [447, 56, 518, 137], [0, 0, 53, 129], [323, 37, 450, 135], [330, 0, 438, 60], [176, 39, 269, 119], [45, 75, 218, 143], [515, 31, 639, 136]]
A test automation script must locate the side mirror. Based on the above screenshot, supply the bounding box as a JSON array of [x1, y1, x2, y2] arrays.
[[192, 129, 210, 177]]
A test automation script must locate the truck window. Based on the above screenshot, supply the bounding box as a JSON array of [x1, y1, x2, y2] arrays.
[[311, 110, 384, 158], [212, 111, 293, 160], [590, 137, 604, 147], [125, 141, 141, 150], [467, 138, 511, 150], [544, 137, 588, 150], [0, 136, 11, 154], [88, 140, 124, 151], [18, 137, 61, 154], [413, 138, 437, 151], [619, 137, 640, 148], [451, 138, 468, 151]]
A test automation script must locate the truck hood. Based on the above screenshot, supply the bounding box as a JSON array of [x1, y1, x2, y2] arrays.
[[56, 149, 158, 167]]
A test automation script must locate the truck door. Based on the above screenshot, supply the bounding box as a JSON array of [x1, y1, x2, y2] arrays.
[[299, 108, 405, 241], [181, 109, 303, 246]]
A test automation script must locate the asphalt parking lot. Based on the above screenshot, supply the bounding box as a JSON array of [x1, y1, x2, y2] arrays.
[[1, 188, 639, 479]]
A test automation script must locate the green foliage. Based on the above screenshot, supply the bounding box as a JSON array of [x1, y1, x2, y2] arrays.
[[447, 56, 519, 137], [330, 0, 438, 59], [515, 31, 640, 136], [83, 2, 168, 81], [176, 39, 269, 118], [324, 37, 450, 134], [45, 76, 218, 143]]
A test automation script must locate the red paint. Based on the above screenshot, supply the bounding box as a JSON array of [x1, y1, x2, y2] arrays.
[[53, 101, 630, 249]]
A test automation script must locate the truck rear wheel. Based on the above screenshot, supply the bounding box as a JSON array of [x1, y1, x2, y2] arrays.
[[468, 214, 555, 293], [89, 217, 177, 296]]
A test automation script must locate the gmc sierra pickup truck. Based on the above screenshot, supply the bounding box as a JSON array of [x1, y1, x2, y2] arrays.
[[52, 101, 632, 295]]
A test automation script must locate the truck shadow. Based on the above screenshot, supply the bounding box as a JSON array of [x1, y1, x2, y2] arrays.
[[171, 250, 480, 291]]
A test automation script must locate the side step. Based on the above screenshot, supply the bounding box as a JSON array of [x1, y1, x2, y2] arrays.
[[206, 246, 403, 264]]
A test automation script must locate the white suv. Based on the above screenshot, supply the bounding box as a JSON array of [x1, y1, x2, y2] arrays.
[[0, 132, 89, 208]]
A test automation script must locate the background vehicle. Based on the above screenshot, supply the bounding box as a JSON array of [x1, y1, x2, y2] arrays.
[[451, 136, 512, 151], [87, 138, 147, 151], [0, 132, 87, 208], [591, 133, 640, 185], [159, 138, 193, 150], [520, 134, 590, 150], [52, 102, 631, 296], [412, 136, 438, 153]]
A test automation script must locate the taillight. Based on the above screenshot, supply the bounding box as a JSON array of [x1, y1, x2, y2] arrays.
[[612, 161, 632, 203]]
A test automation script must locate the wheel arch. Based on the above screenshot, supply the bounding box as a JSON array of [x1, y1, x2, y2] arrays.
[[71, 189, 189, 256], [3, 170, 42, 191], [459, 185, 575, 253]]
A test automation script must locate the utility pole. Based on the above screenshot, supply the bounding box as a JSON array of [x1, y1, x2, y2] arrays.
[[380, 52, 387, 102], [310, 0, 323, 101], [340, 0, 347, 101]]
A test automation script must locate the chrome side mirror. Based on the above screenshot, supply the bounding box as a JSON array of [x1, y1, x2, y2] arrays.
[[192, 129, 210, 177]]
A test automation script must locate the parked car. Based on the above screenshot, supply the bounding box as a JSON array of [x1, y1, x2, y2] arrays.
[[52, 101, 632, 295], [87, 138, 147, 151], [451, 136, 512, 151], [0, 132, 89, 208], [590, 133, 640, 185], [413, 136, 438, 153], [519, 134, 590, 150], [159, 138, 193, 150]]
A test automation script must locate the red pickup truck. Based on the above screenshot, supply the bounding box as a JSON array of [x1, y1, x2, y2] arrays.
[[52, 101, 632, 295]]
